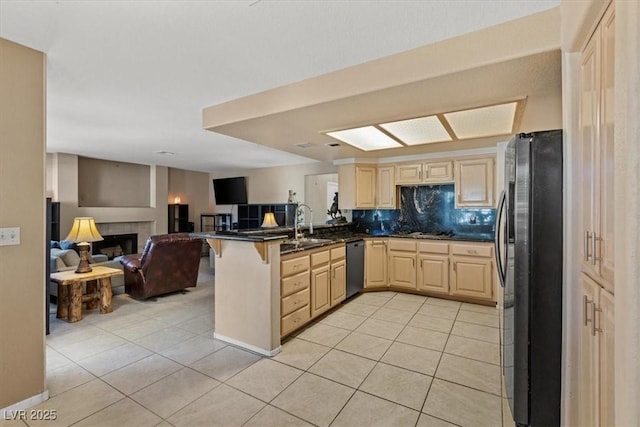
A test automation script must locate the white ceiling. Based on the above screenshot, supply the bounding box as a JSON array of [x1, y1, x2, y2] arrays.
[[0, 0, 559, 172]]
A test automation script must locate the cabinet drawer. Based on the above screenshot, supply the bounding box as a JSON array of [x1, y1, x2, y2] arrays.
[[281, 255, 310, 277], [418, 241, 449, 254], [281, 287, 310, 317], [281, 305, 311, 336], [331, 245, 346, 260], [311, 250, 330, 267], [388, 239, 417, 252], [451, 243, 493, 258], [281, 271, 310, 297]]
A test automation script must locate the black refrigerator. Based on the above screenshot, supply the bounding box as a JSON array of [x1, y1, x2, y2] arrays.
[[495, 130, 563, 426]]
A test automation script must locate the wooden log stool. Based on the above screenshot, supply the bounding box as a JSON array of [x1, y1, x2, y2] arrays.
[[50, 266, 122, 323]]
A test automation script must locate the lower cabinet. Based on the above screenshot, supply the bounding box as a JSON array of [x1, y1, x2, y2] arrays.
[[579, 274, 615, 427], [281, 243, 346, 337], [365, 240, 388, 288], [449, 243, 494, 301], [330, 246, 346, 307], [388, 239, 417, 290], [280, 253, 311, 337], [365, 238, 496, 303], [311, 265, 331, 317], [417, 241, 450, 294]]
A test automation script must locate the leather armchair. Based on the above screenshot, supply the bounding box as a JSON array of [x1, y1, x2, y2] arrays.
[[119, 233, 203, 299]]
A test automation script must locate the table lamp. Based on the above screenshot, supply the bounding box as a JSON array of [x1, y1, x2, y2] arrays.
[[65, 217, 104, 273], [261, 212, 278, 228]]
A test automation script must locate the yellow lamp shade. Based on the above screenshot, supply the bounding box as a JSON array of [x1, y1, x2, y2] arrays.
[[65, 217, 104, 243], [261, 212, 278, 228]]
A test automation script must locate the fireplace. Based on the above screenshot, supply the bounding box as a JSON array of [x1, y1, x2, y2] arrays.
[[92, 233, 138, 260]]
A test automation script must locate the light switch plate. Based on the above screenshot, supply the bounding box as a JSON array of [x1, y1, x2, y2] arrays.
[[0, 227, 20, 246]]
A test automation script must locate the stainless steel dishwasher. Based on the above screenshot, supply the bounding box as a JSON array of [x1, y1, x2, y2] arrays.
[[346, 240, 364, 299]]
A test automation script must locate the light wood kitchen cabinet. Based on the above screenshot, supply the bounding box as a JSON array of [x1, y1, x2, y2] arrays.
[[423, 161, 454, 183], [365, 239, 388, 288], [388, 239, 417, 290], [579, 274, 615, 427], [311, 264, 331, 317], [280, 252, 311, 336], [449, 243, 494, 301], [376, 165, 396, 208], [580, 4, 615, 293], [338, 164, 376, 209], [281, 243, 346, 335], [454, 157, 495, 208], [330, 246, 346, 307], [417, 241, 449, 294], [395, 163, 423, 184], [395, 161, 453, 185], [310, 248, 332, 318], [577, 6, 616, 426], [339, 164, 395, 209]]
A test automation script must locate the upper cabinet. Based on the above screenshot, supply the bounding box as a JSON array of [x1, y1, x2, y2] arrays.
[[454, 157, 495, 208], [580, 4, 615, 293], [339, 155, 495, 210], [376, 166, 396, 209], [395, 160, 454, 185], [338, 164, 395, 209]]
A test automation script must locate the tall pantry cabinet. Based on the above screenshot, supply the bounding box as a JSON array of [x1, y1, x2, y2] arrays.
[[577, 4, 615, 426]]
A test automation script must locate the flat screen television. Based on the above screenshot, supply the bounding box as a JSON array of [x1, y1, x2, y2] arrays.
[[213, 177, 248, 205]]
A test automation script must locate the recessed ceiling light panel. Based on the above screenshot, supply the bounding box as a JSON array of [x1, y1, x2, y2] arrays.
[[444, 102, 517, 139], [325, 126, 402, 151], [380, 115, 452, 145]]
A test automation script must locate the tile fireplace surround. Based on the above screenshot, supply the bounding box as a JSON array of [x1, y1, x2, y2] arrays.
[[95, 222, 153, 254]]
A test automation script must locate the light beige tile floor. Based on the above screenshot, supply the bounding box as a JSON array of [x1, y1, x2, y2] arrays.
[[18, 258, 510, 427]]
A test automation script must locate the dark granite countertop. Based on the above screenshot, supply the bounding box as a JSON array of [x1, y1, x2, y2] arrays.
[[194, 226, 492, 255], [191, 232, 288, 242], [385, 232, 494, 243]]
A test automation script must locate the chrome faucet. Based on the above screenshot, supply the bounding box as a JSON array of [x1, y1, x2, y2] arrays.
[[295, 203, 313, 240]]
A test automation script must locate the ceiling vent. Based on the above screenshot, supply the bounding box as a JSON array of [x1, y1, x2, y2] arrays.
[[295, 142, 313, 148], [326, 142, 341, 147], [154, 150, 175, 155]]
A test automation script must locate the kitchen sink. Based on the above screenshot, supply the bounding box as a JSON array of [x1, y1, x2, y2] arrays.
[[280, 238, 333, 251]]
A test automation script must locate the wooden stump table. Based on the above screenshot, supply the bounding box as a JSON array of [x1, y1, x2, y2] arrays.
[[50, 266, 123, 323]]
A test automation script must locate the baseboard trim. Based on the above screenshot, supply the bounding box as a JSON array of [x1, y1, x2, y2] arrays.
[[2, 389, 49, 417], [213, 333, 281, 357]]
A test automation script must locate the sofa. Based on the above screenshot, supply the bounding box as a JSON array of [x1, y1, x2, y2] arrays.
[[119, 233, 202, 299], [50, 242, 125, 298]]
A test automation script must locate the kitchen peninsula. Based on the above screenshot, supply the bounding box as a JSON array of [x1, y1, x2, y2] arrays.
[[197, 232, 288, 356]]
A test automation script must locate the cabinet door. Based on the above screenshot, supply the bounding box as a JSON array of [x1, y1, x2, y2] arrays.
[[580, 30, 600, 280], [598, 7, 615, 291], [450, 256, 493, 300], [598, 287, 614, 427], [355, 166, 376, 208], [396, 164, 422, 184], [389, 251, 416, 290], [578, 275, 600, 427], [417, 254, 449, 294], [330, 260, 346, 307], [376, 166, 396, 208], [454, 158, 494, 207], [365, 240, 388, 288], [423, 161, 453, 183], [311, 266, 331, 317]]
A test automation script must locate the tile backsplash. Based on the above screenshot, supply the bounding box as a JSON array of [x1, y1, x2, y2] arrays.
[[353, 184, 495, 239]]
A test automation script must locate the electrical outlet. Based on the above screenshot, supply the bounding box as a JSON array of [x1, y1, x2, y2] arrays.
[[0, 227, 20, 246]]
